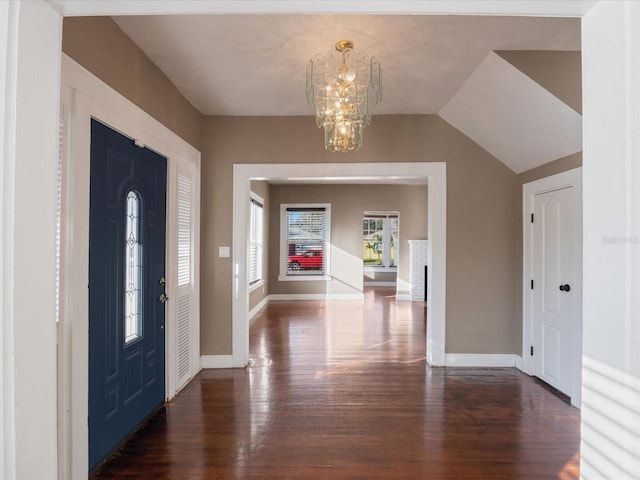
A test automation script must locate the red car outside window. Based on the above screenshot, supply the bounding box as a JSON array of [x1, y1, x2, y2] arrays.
[[287, 250, 323, 271]]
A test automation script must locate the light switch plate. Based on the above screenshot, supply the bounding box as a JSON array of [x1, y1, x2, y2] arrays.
[[219, 246, 230, 258]]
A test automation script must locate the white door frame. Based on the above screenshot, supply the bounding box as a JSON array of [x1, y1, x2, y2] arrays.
[[522, 167, 583, 407], [59, 54, 202, 479], [232, 162, 447, 368]]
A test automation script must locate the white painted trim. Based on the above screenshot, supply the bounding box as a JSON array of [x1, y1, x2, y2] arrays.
[[395, 293, 412, 301], [57, 83, 74, 480], [249, 190, 264, 207], [0, 3, 13, 475], [363, 281, 397, 287], [248, 280, 264, 293], [60, 54, 201, 479], [363, 267, 398, 273], [269, 293, 364, 301], [1, 4, 18, 477], [52, 0, 599, 17], [2, 2, 61, 478], [248, 296, 270, 321], [277, 274, 332, 282], [201, 355, 233, 369], [233, 162, 446, 369], [581, 3, 640, 474], [515, 355, 524, 372], [445, 354, 521, 368], [522, 167, 582, 407]]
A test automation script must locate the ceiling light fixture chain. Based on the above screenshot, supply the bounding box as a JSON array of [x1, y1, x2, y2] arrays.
[[306, 39, 382, 153]]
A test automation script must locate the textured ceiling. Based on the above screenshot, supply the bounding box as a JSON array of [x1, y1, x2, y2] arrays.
[[111, 13, 582, 173], [113, 14, 581, 116]]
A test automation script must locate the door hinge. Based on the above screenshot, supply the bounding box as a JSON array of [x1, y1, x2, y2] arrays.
[[530, 346, 534, 356], [531, 279, 534, 289], [531, 213, 534, 223]]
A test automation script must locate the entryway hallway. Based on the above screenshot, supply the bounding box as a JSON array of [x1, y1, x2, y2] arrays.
[[94, 288, 580, 479]]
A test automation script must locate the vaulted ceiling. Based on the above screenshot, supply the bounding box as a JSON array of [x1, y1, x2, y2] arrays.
[[112, 14, 582, 173]]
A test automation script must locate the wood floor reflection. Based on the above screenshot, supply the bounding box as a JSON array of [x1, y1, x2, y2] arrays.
[[94, 287, 580, 479]]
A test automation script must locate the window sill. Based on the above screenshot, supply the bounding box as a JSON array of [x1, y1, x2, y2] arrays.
[[249, 280, 264, 293], [278, 274, 332, 282], [363, 266, 398, 273]]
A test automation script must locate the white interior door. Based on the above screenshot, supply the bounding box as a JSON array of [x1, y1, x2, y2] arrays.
[[531, 185, 581, 401]]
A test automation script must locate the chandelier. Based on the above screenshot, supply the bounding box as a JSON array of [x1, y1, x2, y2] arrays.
[[306, 40, 382, 153]]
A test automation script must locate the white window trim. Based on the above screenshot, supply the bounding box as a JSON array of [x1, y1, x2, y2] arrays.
[[248, 279, 264, 292], [278, 203, 331, 282], [363, 266, 398, 273], [248, 191, 264, 288], [363, 211, 399, 270]]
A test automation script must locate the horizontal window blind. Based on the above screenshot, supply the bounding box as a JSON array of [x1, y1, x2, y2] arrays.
[[285, 207, 327, 275], [249, 198, 263, 285]]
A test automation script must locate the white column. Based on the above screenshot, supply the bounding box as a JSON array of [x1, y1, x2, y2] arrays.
[[581, 1, 640, 478], [408, 240, 429, 301], [1, 1, 62, 478]]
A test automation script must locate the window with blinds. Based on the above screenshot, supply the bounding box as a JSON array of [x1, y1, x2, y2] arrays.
[[249, 195, 263, 285], [281, 204, 330, 277], [177, 173, 191, 287]]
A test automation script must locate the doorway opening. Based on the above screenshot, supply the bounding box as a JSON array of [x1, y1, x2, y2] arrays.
[[232, 162, 447, 368]]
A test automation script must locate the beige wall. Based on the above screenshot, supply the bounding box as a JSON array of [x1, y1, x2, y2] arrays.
[[62, 18, 569, 359], [497, 50, 582, 114], [267, 184, 428, 296], [62, 17, 203, 150], [201, 115, 518, 356], [249, 181, 270, 311], [513, 151, 583, 353]]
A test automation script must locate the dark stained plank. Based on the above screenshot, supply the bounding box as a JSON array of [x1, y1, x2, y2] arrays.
[[94, 287, 580, 479]]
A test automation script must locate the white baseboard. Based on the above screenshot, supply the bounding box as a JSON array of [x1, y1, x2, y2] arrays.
[[395, 293, 411, 301], [269, 293, 364, 301], [514, 355, 524, 371], [248, 296, 270, 321], [445, 354, 521, 367], [201, 355, 233, 369], [363, 281, 397, 287]]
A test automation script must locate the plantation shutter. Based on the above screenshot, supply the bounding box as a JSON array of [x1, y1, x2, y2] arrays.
[[176, 171, 193, 390], [249, 198, 263, 285], [177, 173, 191, 287]]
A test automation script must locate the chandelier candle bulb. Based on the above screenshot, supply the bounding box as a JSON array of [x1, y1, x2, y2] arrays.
[[306, 40, 382, 153]]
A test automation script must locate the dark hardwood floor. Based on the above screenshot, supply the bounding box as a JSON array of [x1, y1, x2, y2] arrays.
[[94, 287, 580, 479]]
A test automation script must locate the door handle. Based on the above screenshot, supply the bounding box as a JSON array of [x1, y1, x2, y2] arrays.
[[159, 293, 169, 303], [559, 284, 571, 292]]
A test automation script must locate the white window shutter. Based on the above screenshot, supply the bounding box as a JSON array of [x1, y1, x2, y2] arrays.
[[175, 170, 194, 391], [177, 174, 191, 287]]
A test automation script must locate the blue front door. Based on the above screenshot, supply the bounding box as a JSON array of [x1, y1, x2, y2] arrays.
[[88, 119, 167, 470]]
